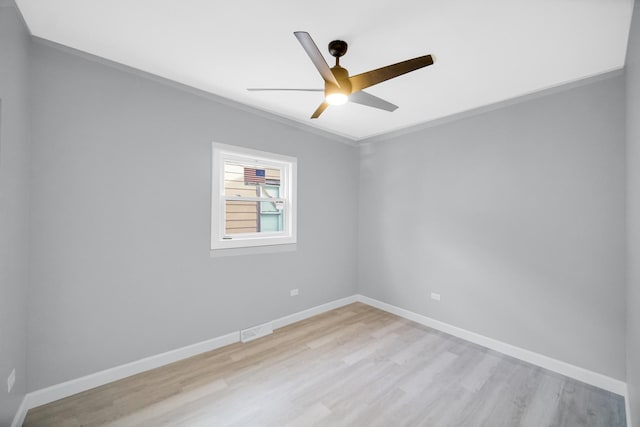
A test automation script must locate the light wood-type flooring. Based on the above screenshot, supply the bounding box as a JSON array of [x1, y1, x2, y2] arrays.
[[24, 303, 627, 426]]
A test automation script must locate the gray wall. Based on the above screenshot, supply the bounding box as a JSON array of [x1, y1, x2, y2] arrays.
[[627, 0, 640, 424], [358, 75, 627, 380], [27, 41, 358, 391], [0, 2, 30, 425]]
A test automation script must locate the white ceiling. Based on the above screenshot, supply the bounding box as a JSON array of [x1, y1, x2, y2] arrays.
[[16, 0, 634, 141]]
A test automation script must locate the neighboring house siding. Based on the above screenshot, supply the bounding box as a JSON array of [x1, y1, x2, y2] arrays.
[[224, 165, 281, 234]]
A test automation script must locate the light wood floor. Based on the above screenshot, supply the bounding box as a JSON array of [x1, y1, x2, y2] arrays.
[[24, 303, 626, 427]]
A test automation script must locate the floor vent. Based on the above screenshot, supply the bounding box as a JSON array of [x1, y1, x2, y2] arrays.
[[240, 322, 273, 343]]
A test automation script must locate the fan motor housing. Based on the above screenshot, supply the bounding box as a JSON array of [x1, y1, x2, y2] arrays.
[[326, 65, 352, 96]]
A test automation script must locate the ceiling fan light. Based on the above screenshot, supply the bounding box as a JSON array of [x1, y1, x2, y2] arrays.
[[326, 93, 348, 105]]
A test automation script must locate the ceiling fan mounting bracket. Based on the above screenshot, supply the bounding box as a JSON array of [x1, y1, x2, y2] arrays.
[[328, 40, 348, 58]]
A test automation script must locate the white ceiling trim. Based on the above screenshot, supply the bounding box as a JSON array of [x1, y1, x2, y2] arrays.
[[361, 67, 625, 145], [16, 0, 634, 140], [28, 36, 629, 148], [31, 37, 359, 147]]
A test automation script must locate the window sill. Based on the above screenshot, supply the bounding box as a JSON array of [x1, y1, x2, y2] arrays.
[[210, 243, 297, 258]]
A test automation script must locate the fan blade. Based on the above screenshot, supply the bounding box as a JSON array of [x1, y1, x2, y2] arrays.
[[350, 54, 434, 92], [349, 91, 398, 112], [247, 88, 323, 92], [311, 101, 329, 119], [294, 31, 340, 87]]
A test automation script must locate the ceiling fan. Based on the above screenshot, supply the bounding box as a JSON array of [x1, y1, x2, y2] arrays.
[[248, 32, 435, 119]]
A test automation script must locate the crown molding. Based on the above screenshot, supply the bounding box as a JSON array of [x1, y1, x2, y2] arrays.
[[360, 68, 624, 145], [30, 37, 359, 148]]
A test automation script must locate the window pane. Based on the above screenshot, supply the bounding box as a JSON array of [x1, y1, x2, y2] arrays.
[[212, 143, 296, 250], [259, 200, 284, 233], [261, 184, 280, 199], [224, 162, 281, 197], [225, 201, 284, 235]]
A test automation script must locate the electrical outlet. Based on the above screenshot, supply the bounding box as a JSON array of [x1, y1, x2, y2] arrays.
[[290, 289, 299, 296], [7, 369, 15, 393], [430, 292, 441, 302]]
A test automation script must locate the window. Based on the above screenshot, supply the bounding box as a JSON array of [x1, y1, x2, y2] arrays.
[[211, 143, 297, 251]]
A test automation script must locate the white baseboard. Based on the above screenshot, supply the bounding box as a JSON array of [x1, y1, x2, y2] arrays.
[[355, 294, 627, 396], [24, 331, 240, 411], [272, 295, 358, 330], [626, 385, 633, 427], [10, 395, 28, 427], [16, 295, 357, 419], [13, 293, 630, 426]]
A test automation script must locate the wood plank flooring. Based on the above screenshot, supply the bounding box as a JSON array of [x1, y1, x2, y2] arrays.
[[23, 303, 627, 426]]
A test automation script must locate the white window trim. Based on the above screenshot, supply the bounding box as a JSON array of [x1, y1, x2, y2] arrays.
[[211, 143, 297, 251]]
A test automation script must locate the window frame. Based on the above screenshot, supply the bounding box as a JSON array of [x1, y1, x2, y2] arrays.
[[211, 143, 297, 251]]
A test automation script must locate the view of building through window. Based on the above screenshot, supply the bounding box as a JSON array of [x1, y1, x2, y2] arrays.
[[223, 162, 283, 235]]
